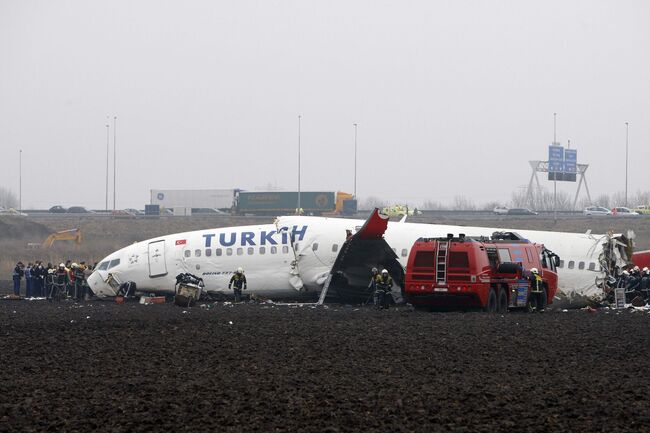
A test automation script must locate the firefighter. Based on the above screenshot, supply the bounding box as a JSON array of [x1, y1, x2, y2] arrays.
[[367, 267, 379, 304], [640, 267, 650, 303], [374, 269, 393, 310], [528, 268, 544, 312], [12, 262, 24, 296], [229, 267, 247, 302], [73, 263, 86, 300], [51, 263, 69, 302]]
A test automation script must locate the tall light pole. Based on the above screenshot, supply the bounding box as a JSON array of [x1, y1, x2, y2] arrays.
[[625, 122, 629, 207], [113, 116, 117, 212], [19, 149, 22, 213], [105, 122, 110, 212], [552, 112, 558, 223], [353, 123, 358, 199], [297, 115, 301, 213]]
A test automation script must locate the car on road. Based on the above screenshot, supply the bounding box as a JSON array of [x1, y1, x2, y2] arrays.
[[583, 206, 612, 216], [49, 205, 67, 213], [111, 209, 136, 219], [192, 208, 228, 215], [493, 206, 509, 215], [632, 205, 650, 215], [125, 208, 144, 216], [507, 208, 538, 215], [611, 207, 640, 217], [68, 206, 95, 214]]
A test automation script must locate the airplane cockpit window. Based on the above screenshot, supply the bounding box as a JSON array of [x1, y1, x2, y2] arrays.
[[205, 249, 212, 257], [237, 248, 243, 255], [559, 260, 564, 268], [247, 247, 254, 255], [392, 248, 396, 253], [578, 261, 585, 270], [226, 248, 233, 256], [312, 243, 319, 251], [108, 259, 120, 269], [401, 249, 408, 257], [332, 244, 338, 252], [98, 261, 109, 271], [195, 249, 201, 257], [568, 260, 575, 269], [184, 250, 191, 258], [271, 246, 277, 254], [282, 246, 289, 254], [588, 262, 596, 271], [260, 247, 266, 255], [216, 248, 222, 256]]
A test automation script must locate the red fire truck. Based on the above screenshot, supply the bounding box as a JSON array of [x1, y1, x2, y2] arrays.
[[404, 232, 559, 312]]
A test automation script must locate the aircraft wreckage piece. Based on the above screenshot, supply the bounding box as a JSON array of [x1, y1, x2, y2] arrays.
[[318, 209, 404, 304]]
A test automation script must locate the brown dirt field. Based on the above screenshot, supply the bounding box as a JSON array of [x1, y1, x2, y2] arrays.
[[2, 301, 650, 432]]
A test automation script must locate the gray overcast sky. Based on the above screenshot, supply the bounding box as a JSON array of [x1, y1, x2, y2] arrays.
[[1, 0, 648, 209]]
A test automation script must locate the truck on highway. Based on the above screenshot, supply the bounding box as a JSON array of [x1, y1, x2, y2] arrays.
[[404, 232, 559, 312], [234, 191, 354, 216]]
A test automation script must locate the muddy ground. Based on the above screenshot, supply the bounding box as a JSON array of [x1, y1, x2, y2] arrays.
[[2, 300, 650, 432]]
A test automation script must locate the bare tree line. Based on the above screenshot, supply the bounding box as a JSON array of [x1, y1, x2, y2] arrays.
[[0, 186, 18, 209], [363, 189, 650, 211]]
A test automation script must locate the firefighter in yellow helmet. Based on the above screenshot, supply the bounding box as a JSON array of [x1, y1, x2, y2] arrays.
[[229, 267, 247, 302], [528, 268, 545, 312], [374, 269, 394, 310]]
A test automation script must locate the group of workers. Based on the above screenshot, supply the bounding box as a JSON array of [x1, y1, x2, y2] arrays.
[[11, 260, 93, 301], [613, 265, 650, 304]]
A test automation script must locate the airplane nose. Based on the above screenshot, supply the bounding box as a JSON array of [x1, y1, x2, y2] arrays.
[[87, 271, 117, 297]]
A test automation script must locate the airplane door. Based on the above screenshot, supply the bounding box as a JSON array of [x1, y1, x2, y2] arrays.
[[148, 240, 168, 277]]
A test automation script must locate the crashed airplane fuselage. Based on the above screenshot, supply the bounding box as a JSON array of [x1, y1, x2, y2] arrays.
[[87, 211, 649, 308]]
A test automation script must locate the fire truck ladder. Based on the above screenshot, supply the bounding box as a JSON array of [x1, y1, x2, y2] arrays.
[[436, 241, 449, 285]]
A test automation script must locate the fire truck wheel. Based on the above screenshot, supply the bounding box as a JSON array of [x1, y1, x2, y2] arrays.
[[497, 287, 508, 313], [485, 287, 497, 313]]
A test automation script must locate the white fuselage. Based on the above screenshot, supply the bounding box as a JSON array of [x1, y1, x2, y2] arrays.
[[87, 215, 613, 305]]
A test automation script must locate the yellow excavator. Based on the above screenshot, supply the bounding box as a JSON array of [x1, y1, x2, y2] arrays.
[[41, 228, 82, 249]]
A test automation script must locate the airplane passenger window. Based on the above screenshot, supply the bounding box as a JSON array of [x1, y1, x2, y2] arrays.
[[259, 247, 266, 255], [205, 249, 212, 257], [578, 261, 585, 270], [237, 248, 243, 255], [568, 261, 575, 269], [247, 247, 254, 255], [282, 246, 289, 254], [216, 248, 222, 256], [108, 259, 120, 269], [184, 250, 191, 258], [226, 248, 233, 256], [271, 246, 277, 254], [588, 262, 596, 271], [401, 249, 408, 257], [332, 244, 338, 252], [312, 243, 319, 251], [98, 261, 109, 271], [195, 249, 201, 257]]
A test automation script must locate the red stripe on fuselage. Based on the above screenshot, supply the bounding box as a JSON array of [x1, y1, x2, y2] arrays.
[[632, 250, 650, 269]]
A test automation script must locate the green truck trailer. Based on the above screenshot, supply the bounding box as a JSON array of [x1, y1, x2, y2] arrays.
[[235, 191, 349, 215]]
